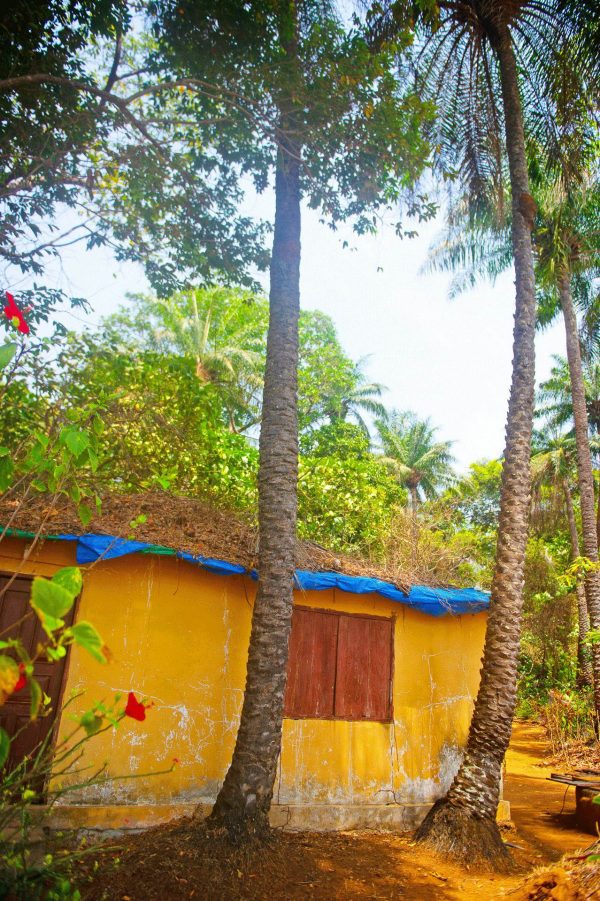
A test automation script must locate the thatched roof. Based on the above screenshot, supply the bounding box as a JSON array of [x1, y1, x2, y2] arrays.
[[0, 492, 413, 594]]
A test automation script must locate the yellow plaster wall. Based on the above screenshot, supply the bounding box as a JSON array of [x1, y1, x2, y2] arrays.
[[0, 539, 486, 808]]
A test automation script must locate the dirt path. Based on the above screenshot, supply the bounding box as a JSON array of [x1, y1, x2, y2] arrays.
[[504, 720, 592, 863], [82, 721, 596, 901]]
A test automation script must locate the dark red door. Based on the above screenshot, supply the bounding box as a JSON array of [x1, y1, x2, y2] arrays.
[[0, 572, 74, 770], [284, 608, 338, 718], [334, 615, 393, 721]]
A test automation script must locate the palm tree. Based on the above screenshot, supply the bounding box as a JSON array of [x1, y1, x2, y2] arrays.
[[531, 431, 592, 686], [325, 358, 388, 436], [376, 412, 454, 565], [538, 356, 600, 437], [370, 0, 599, 866], [103, 287, 268, 433], [376, 412, 454, 509], [159, 1, 433, 841], [538, 353, 600, 585], [427, 182, 600, 718], [149, 289, 264, 384]]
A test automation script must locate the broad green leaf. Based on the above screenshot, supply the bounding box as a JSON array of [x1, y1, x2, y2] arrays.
[[71, 622, 107, 663], [61, 427, 90, 458], [31, 577, 74, 620], [0, 343, 17, 370], [0, 727, 10, 768], [51, 567, 82, 599], [30, 679, 42, 720], [77, 503, 92, 526], [46, 645, 67, 661]]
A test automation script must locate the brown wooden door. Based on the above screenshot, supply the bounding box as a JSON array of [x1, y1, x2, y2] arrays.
[[284, 608, 338, 718], [334, 615, 393, 721], [0, 572, 74, 770]]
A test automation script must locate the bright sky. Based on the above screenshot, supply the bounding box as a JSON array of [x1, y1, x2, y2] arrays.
[[9, 193, 566, 473]]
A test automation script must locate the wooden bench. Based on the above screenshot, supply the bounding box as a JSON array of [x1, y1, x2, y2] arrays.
[[549, 771, 600, 835]]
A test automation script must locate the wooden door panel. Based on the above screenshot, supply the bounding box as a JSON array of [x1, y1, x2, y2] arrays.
[[284, 607, 338, 718], [334, 615, 392, 721], [0, 573, 74, 770]]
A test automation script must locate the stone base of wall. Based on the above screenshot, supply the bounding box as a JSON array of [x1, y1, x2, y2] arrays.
[[46, 799, 510, 834]]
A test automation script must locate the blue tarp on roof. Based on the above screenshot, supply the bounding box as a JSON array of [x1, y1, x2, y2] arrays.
[[38, 531, 489, 617], [3, 528, 489, 616]]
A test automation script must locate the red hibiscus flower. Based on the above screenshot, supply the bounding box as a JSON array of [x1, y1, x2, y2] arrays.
[[14, 664, 26, 693], [3, 292, 30, 335], [124, 691, 150, 722]]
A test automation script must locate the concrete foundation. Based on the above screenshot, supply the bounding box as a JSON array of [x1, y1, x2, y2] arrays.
[[46, 799, 511, 834]]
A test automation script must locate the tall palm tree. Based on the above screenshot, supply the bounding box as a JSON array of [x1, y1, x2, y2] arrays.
[[152, 0, 433, 841], [325, 358, 388, 436], [531, 431, 592, 686], [370, 0, 599, 866], [376, 412, 454, 564], [427, 182, 600, 717], [376, 411, 454, 509], [538, 356, 600, 437], [103, 287, 268, 433], [149, 290, 264, 384]]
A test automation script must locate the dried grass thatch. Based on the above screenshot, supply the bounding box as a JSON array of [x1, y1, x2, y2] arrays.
[[0, 492, 415, 593], [511, 845, 600, 900]]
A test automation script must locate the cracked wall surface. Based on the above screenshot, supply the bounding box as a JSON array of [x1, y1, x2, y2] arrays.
[[0, 537, 487, 811]]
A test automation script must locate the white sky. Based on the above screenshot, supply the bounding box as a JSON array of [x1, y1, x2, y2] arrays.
[[7, 194, 566, 473]]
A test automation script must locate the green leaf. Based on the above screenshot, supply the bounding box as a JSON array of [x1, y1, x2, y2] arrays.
[[31, 577, 74, 620], [51, 567, 82, 599], [71, 622, 107, 663], [77, 503, 93, 526], [61, 427, 90, 458], [0, 343, 17, 370], [88, 448, 99, 472], [30, 679, 42, 720], [39, 613, 65, 634], [46, 645, 67, 661], [0, 727, 10, 769], [80, 709, 104, 736], [0, 456, 14, 492]]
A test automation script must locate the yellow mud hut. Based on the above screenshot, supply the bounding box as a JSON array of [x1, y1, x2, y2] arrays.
[[0, 494, 495, 832]]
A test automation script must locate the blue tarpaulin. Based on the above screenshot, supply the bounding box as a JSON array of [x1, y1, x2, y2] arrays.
[[6, 529, 490, 617]]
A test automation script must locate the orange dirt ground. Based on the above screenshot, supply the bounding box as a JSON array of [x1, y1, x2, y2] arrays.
[[80, 721, 598, 901]]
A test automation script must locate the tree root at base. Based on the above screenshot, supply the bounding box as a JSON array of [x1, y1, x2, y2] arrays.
[[415, 798, 515, 873]]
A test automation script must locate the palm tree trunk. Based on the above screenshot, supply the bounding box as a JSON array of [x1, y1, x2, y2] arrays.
[[209, 13, 301, 833], [558, 270, 600, 717], [597, 484, 600, 548], [416, 29, 537, 869], [562, 477, 592, 687]]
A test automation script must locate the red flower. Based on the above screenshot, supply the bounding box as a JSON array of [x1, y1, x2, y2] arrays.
[[124, 691, 150, 722], [14, 664, 26, 693], [3, 292, 30, 335]]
